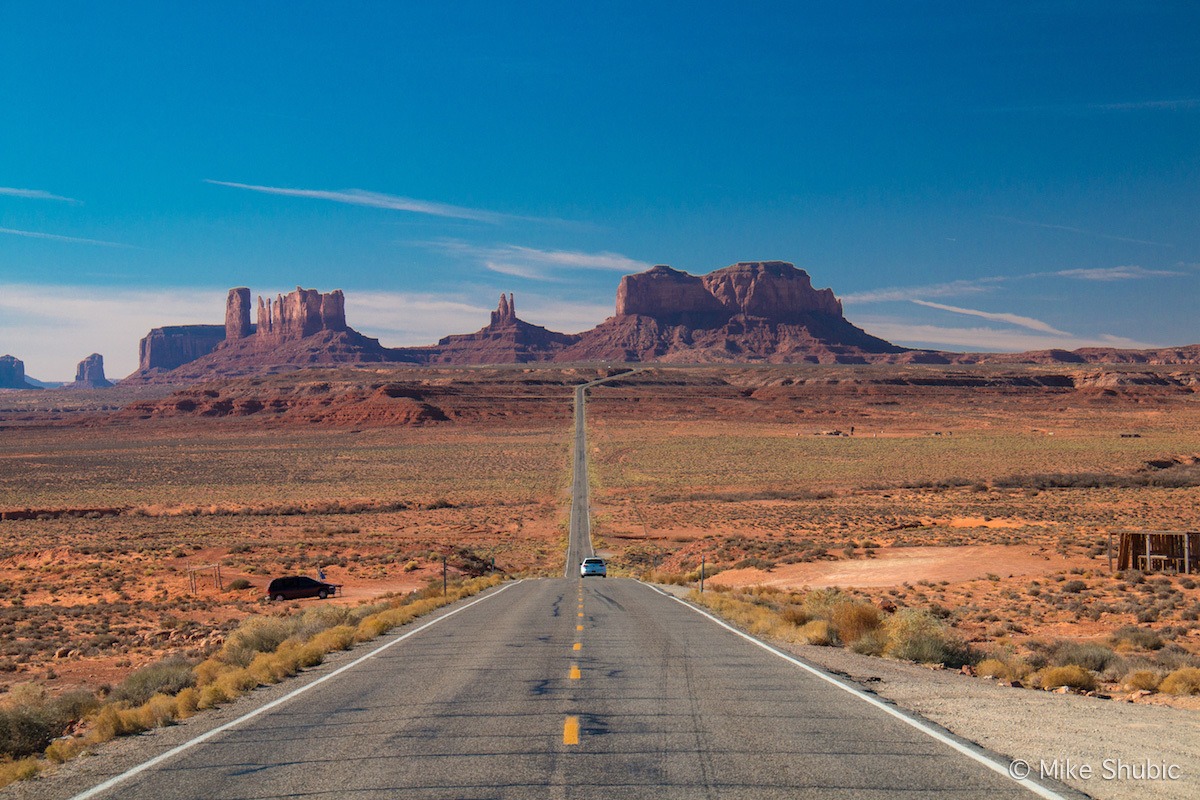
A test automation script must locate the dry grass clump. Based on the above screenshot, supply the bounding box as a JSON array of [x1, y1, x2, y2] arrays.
[[1158, 667, 1200, 695], [1035, 664, 1097, 691], [1122, 670, 1162, 692], [109, 656, 195, 707], [976, 655, 1033, 683], [0, 685, 98, 760], [883, 609, 973, 668]]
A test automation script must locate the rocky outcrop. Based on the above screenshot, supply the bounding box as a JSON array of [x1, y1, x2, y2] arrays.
[[136, 325, 226, 374], [225, 287, 253, 340], [66, 353, 113, 389], [254, 287, 346, 344], [0, 355, 37, 389], [563, 261, 901, 363], [429, 294, 580, 365]]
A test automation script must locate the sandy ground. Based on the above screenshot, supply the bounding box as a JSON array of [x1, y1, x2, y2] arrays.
[[713, 544, 1094, 589], [656, 585, 1199, 800]]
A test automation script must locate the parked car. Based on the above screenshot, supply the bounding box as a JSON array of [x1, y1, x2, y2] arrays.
[[580, 557, 607, 578], [267, 576, 340, 601]]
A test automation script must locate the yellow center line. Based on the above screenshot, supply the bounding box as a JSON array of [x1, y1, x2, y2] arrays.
[[576, 624, 583, 631], [569, 664, 581, 680], [573, 642, 582, 650], [563, 716, 579, 745], [578, 611, 584, 617]]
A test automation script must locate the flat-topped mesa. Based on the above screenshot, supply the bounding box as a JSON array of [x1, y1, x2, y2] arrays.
[[489, 293, 517, 326], [254, 287, 347, 344], [615, 261, 842, 324], [0, 354, 33, 389], [702, 261, 842, 320]]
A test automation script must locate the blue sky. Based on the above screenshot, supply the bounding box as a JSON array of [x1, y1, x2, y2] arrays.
[[2, 2, 1198, 379]]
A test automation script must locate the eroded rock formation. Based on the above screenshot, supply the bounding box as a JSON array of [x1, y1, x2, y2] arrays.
[[0, 355, 36, 389], [225, 287, 253, 340], [430, 294, 580, 364], [137, 325, 226, 373], [563, 261, 900, 363], [67, 353, 112, 389], [255, 287, 346, 343]]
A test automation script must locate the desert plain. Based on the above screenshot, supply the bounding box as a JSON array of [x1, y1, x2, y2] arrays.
[[1, 362, 1199, 710]]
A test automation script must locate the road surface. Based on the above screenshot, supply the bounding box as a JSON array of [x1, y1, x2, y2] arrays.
[[31, 376, 1069, 799]]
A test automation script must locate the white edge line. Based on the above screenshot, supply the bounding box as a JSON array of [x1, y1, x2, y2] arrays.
[[69, 580, 521, 800], [642, 582, 1073, 800]]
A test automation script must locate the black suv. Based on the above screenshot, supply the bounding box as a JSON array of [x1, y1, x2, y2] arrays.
[[267, 576, 340, 601]]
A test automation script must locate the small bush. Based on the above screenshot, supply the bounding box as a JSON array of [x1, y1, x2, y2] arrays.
[[1122, 670, 1161, 692], [849, 629, 887, 656], [798, 620, 833, 646], [227, 579, 252, 591], [976, 656, 1032, 682], [829, 602, 881, 645], [1046, 641, 1119, 672], [0, 686, 98, 759], [1109, 626, 1164, 651], [1037, 665, 1096, 691], [1159, 667, 1200, 696], [884, 610, 974, 668], [111, 656, 195, 706]]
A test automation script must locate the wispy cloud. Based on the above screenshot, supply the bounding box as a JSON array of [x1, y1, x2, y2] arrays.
[[205, 180, 511, 223], [1092, 98, 1200, 112], [845, 263, 1183, 305], [989, 215, 1171, 247], [1051, 265, 1183, 281], [0, 187, 78, 203], [0, 227, 136, 249], [841, 278, 1004, 304], [859, 318, 1163, 354], [424, 239, 651, 280], [910, 300, 1069, 335]]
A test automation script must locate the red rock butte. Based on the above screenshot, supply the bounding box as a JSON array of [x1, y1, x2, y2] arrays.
[[120, 263, 1200, 383]]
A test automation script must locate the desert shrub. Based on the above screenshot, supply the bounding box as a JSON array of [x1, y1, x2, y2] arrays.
[[798, 620, 833, 646], [227, 579, 252, 591], [1122, 670, 1162, 692], [0, 686, 97, 759], [1061, 580, 1087, 594], [1045, 641, 1119, 672], [110, 656, 195, 706], [1158, 667, 1200, 695], [220, 617, 296, 666], [802, 588, 849, 618], [779, 604, 812, 627], [884, 609, 973, 668], [829, 601, 881, 645], [1109, 625, 1164, 651], [849, 629, 887, 656], [1037, 664, 1096, 691], [0, 757, 41, 784], [976, 655, 1033, 682]]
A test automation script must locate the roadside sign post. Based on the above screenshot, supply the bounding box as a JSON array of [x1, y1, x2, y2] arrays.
[[700, 555, 705, 593]]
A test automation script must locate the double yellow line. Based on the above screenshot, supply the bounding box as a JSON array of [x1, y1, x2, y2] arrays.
[[564, 580, 585, 745]]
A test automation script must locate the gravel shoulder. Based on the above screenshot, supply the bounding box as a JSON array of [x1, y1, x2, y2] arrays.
[[657, 584, 1199, 800]]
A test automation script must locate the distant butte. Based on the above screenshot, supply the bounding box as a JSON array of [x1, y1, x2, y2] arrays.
[[117, 263, 1200, 384]]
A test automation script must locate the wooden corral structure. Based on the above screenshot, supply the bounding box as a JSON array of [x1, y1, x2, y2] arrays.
[[1111, 531, 1199, 574], [188, 563, 224, 593]]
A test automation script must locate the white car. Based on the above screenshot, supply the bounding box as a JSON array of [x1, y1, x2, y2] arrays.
[[580, 557, 607, 578]]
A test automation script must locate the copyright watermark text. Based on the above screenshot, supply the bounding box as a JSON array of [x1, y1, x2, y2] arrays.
[[1009, 757, 1184, 782]]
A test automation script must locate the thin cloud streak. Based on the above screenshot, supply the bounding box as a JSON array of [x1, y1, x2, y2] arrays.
[[910, 300, 1070, 335], [0, 227, 136, 249], [425, 238, 651, 280], [845, 263, 1183, 304], [206, 180, 507, 223], [860, 319, 1163, 354], [989, 215, 1171, 247], [0, 187, 78, 203]]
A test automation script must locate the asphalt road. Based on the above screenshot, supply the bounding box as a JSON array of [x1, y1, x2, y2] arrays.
[[563, 382, 595, 577], [40, 376, 1066, 799]]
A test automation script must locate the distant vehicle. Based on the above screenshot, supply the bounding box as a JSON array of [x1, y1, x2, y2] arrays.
[[580, 558, 607, 578], [267, 576, 340, 601]]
